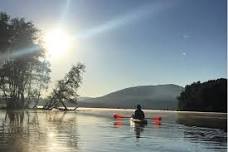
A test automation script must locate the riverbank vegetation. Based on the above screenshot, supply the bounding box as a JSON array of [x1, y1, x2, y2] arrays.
[[0, 12, 84, 110], [177, 78, 227, 113], [0, 13, 51, 109]]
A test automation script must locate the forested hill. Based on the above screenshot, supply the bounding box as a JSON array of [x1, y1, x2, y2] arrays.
[[177, 78, 227, 112], [78, 84, 184, 110]]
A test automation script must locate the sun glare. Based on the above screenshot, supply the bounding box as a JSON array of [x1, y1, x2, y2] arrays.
[[44, 28, 72, 58]]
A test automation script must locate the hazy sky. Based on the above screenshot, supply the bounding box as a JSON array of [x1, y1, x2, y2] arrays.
[[0, 0, 227, 97]]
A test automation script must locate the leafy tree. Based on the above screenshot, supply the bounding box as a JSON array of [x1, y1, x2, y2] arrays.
[[44, 63, 85, 110], [0, 12, 50, 109], [0, 13, 11, 60], [177, 78, 227, 112]]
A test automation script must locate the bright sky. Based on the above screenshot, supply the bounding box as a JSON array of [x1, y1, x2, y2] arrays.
[[0, 0, 226, 97]]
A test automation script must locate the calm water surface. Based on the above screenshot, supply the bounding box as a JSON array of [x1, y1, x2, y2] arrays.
[[0, 108, 226, 152]]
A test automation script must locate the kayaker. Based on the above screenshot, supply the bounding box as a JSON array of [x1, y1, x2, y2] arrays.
[[132, 104, 145, 120]]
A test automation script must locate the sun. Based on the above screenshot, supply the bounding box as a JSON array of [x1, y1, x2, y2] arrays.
[[44, 28, 72, 58]]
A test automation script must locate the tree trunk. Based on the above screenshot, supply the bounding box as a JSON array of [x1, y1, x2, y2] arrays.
[[60, 99, 68, 110]]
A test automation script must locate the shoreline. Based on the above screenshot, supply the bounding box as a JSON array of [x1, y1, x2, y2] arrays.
[[76, 107, 227, 115], [0, 106, 226, 115]]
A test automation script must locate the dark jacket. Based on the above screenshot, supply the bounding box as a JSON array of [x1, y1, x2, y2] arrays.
[[133, 109, 145, 120]]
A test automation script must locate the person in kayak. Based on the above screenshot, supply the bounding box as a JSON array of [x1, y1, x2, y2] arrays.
[[132, 104, 145, 120]]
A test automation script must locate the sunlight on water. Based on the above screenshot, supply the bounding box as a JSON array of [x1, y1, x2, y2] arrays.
[[0, 109, 226, 152]]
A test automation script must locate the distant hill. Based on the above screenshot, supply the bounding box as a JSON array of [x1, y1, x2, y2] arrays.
[[78, 97, 93, 101], [78, 84, 184, 110]]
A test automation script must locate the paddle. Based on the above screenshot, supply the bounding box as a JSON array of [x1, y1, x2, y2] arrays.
[[113, 113, 162, 121]]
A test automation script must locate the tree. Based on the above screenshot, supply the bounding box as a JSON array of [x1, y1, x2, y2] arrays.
[[0, 12, 50, 109], [0, 13, 11, 61], [26, 60, 51, 108], [44, 63, 85, 110], [177, 78, 227, 112]]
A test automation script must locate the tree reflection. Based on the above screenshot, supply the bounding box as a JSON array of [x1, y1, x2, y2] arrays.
[[176, 112, 227, 148], [0, 110, 79, 152], [0, 110, 39, 152], [176, 112, 227, 131], [44, 110, 79, 149]]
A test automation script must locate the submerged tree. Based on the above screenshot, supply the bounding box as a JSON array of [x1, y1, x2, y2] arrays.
[[0, 12, 50, 109], [44, 63, 85, 110]]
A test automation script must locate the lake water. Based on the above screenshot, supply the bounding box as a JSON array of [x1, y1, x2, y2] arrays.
[[0, 108, 226, 152]]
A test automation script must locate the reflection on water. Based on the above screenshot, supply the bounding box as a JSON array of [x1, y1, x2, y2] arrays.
[[0, 109, 226, 152], [113, 120, 124, 128], [0, 111, 26, 152], [114, 119, 147, 139], [130, 121, 146, 139], [0, 110, 79, 152], [176, 112, 227, 131], [176, 112, 227, 149]]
